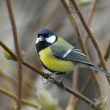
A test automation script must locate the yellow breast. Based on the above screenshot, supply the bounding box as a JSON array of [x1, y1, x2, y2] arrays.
[[39, 47, 74, 73]]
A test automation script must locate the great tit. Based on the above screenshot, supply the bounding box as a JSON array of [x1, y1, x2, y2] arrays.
[[35, 29, 110, 76]]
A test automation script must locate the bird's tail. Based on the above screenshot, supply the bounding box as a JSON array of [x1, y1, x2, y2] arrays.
[[88, 63, 110, 77]]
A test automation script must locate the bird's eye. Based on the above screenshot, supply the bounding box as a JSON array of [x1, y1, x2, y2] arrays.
[[47, 35, 50, 37]]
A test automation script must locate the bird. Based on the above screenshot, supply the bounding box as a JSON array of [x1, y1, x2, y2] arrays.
[[35, 29, 110, 77]]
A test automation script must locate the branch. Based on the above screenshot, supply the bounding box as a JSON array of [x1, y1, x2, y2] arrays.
[[76, 40, 110, 107], [86, 0, 96, 27], [71, 0, 110, 83], [66, 68, 79, 110], [61, 0, 101, 98], [84, 0, 97, 44], [105, 42, 110, 60], [6, 0, 23, 110], [0, 88, 42, 109], [0, 70, 15, 84], [76, 76, 92, 106], [0, 41, 99, 110], [61, 0, 86, 54]]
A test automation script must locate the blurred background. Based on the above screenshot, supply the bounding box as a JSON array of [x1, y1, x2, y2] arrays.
[[0, 0, 110, 110]]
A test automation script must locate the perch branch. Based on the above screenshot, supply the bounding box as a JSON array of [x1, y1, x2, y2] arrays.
[[0, 41, 99, 110]]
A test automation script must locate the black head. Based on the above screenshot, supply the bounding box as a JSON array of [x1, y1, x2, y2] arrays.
[[35, 29, 57, 52]]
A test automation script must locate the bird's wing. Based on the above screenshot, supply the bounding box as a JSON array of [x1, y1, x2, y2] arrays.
[[50, 38, 92, 65], [51, 38, 110, 77]]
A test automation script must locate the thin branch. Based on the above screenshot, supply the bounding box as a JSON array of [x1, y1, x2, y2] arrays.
[[0, 41, 99, 110], [0, 41, 48, 79], [76, 40, 110, 107], [61, 0, 86, 54], [0, 70, 15, 84], [87, 0, 96, 27], [71, 0, 110, 83], [0, 88, 42, 109], [61, 0, 101, 98], [50, 77, 98, 110], [60, 2, 92, 106], [84, 0, 97, 44], [105, 42, 110, 60], [79, 0, 97, 94], [80, 76, 92, 94], [75, 76, 92, 107], [66, 68, 79, 110], [76, 0, 97, 101], [6, 0, 23, 110]]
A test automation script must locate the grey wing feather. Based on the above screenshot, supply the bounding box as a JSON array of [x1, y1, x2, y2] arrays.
[[51, 41, 73, 58], [51, 40, 93, 65]]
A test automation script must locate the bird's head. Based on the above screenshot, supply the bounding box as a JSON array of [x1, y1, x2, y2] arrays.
[[35, 29, 58, 52]]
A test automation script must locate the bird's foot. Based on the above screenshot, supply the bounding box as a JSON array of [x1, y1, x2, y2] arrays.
[[42, 73, 65, 89], [42, 77, 48, 84], [57, 74, 65, 89], [42, 75, 52, 84], [57, 80, 65, 89]]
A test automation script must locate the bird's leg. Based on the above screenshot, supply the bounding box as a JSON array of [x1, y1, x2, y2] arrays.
[[42, 76, 48, 84], [42, 74, 57, 84], [51, 72, 65, 82], [42, 72, 65, 89], [42, 74, 51, 84], [59, 74, 65, 83], [57, 74, 65, 87]]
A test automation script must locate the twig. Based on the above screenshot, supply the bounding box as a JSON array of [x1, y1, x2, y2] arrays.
[[61, 0, 101, 98], [80, 76, 92, 94], [87, 0, 96, 26], [0, 70, 15, 84], [6, 0, 23, 110], [79, 0, 97, 94], [50, 77, 98, 110], [0, 41, 99, 110], [105, 42, 110, 60], [0, 40, 48, 78], [0, 88, 42, 109], [61, 0, 86, 54], [76, 0, 97, 100], [84, 0, 97, 44], [76, 40, 110, 105], [71, 0, 110, 83], [60, 2, 89, 106], [66, 68, 79, 110], [75, 76, 92, 107]]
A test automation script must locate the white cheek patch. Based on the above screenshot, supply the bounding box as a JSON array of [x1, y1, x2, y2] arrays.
[[36, 38, 39, 44], [46, 35, 56, 43]]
